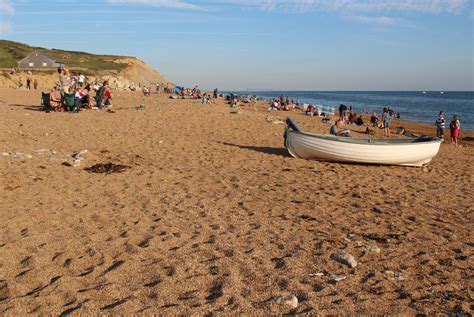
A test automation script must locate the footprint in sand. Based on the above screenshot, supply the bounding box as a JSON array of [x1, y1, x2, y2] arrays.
[[100, 297, 130, 310], [165, 266, 176, 277], [138, 237, 151, 248], [102, 260, 125, 276], [20, 256, 32, 268], [0, 280, 9, 302], [205, 279, 224, 303], [144, 276, 161, 288]]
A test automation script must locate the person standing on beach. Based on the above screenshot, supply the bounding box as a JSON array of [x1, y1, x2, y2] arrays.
[[33, 78, 38, 90], [382, 107, 392, 137], [58, 67, 71, 94], [450, 115, 460, 146], [78, 73, 85, 88], [95, 81, 108, 110], [26, 78, 31, 90], [18, 78, 23, 89], [339, 104, 348, 122], [435, 111, 446, 140]]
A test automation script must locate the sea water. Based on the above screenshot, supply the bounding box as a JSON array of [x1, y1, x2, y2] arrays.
[[229, 91, 474, 131]]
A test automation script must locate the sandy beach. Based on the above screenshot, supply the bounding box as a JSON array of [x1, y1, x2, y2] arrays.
[[1, 88, 473, 315]]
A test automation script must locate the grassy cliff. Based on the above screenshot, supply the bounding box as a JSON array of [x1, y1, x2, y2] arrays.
[[0, 40, 168, 89], [0, 40, 128, 71]]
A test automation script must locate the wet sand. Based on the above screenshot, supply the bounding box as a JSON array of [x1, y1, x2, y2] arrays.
[[1, 88, 473, 315]]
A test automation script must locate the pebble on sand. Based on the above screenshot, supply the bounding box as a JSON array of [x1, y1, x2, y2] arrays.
[[72, 150, 88, 167], [366, 245, 381, 253], [275, 295, 298, 309], [332, 252, 358, 268], [329, 275, 346, 282]]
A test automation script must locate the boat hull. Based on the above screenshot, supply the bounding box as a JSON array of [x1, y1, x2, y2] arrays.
[[285, 130, 442, 167]]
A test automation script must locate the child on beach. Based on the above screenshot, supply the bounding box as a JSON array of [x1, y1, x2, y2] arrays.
[[450, 115, 460, 146], [435, 111, 446, 140]]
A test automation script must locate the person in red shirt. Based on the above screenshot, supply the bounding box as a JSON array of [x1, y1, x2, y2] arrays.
[[104, 87, 112, 107]]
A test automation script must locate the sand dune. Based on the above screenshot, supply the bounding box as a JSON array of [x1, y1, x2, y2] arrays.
[[0, 88, 472, 315]]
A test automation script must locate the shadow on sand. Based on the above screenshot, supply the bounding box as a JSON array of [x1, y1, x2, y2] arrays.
[[220, 142, 290, 157], [11, 104, 45, 112]]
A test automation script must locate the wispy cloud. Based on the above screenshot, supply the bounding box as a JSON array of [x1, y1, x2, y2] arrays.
[[106, 0, 199, 10], [0, 0, 14, 35], [103, 0, 471, 18], [219, 0, 470, 14], [0, 0, 14, 15], [0, 21, 12, 35], [349, 15, 398, 26]]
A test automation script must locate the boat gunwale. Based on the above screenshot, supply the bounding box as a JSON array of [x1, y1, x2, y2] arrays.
[[288, 130, 442, 146]]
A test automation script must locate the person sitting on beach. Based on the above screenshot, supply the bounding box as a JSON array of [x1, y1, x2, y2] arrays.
[[75, 87, 90, 108], [104, 86, 113, 107], [230, 97, 240, 113], [370, 112, 379, 126], [201, 93, 209, 104], [83, 87, 93, 108], [269, 99, 280, 111], [349, 112, 358, 125], [396, 126, 417, 138], [49, 88, 63, 111], [282, 101, 291, 111], [306, 104, 315, 116], [356, 115, 364, 126], [143, 86, 150, 97], [330, 120, 351, 137]]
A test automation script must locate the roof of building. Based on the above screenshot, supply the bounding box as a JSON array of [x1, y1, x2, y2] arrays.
[[19, 51, 64, 64]]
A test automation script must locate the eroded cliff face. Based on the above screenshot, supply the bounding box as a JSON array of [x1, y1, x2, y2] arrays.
[[115, 58, 168, 87], [0, 57, 169, 91]]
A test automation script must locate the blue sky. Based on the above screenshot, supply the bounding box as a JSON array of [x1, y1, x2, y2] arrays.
[[0, 0, 473, 90]]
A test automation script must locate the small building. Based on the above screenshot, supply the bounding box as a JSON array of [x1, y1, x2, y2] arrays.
[[18, 51, 65, 69]]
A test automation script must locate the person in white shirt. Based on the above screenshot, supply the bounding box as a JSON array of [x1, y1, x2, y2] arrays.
[[78, 73, 85, 87]]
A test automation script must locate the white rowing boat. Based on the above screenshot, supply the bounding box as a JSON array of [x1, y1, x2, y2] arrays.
[[284, 117, 442, 167]]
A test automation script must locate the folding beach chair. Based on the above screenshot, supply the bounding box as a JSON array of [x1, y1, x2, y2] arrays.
[[63, 93, 80, 112]]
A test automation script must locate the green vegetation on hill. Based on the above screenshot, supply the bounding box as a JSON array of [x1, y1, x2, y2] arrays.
[[0, 40, 129, 71]]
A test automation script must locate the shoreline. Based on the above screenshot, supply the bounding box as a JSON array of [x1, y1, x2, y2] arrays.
[[223, 91, 474, 132]]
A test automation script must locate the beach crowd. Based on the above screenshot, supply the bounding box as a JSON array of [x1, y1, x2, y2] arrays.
[[39, 66, 215, 113], [36, 68, 462, 144]]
